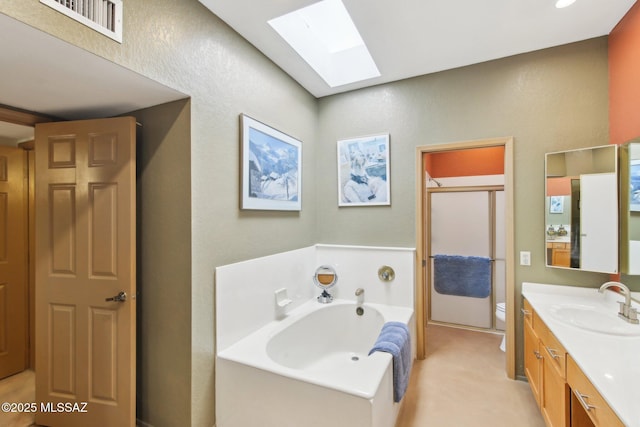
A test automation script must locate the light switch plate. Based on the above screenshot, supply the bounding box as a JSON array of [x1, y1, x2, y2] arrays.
[[520, 251, 531, 266]]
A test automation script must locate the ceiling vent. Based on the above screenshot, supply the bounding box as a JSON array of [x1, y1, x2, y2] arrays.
[[40, 0, 123, 43]]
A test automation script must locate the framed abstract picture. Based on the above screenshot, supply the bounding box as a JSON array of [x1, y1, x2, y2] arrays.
[[337, 134, 390, 206], [549, 196, 564, 214], [240, 114, 302, 211]]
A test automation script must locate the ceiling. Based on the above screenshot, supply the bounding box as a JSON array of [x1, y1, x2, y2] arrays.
[[0, 1, 636, 142], [0, 13, 186, 144], [199, 0, 637, 98]]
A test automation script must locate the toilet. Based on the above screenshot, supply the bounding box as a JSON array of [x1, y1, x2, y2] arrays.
[[496, 302, 506, 352]]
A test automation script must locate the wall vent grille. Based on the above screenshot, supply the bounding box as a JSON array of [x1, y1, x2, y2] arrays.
[[40, 0, 123, 43]]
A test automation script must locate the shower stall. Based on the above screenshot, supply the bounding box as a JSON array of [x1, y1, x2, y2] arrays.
[[427, 177, 506, 331]]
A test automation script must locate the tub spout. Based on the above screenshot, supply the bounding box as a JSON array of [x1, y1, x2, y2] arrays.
[[355, 288, 364, 306]]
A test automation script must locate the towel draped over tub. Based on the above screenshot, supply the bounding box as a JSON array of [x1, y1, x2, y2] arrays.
[[433, 254, 492, 298], [368, 321, 412, 402]]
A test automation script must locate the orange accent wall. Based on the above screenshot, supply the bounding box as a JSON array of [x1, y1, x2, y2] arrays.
[[424, 146, 504, 178], [546, 177, 572, 196], [610, 1, 640, 146]]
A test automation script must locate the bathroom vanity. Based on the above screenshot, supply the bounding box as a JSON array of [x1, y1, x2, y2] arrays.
[[522, 283, 638, 427]]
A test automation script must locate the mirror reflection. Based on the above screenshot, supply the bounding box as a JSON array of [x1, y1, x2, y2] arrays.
[[545, 145, 618, 273], [620, 141, 640, 274]]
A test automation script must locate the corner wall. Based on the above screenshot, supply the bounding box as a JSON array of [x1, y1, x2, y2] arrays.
[[609, 1, 640, 289]]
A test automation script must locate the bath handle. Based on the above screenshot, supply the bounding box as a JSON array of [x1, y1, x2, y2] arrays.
[[378, 265, 395, 282]]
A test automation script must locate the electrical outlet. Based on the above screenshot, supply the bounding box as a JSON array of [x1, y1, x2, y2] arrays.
[[520, 251, 531, 266]]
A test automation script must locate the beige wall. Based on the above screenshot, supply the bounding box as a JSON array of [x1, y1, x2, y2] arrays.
[[0, 0, 622, 424], [132, 99, 192, 427], [317, 37, 612, 378]]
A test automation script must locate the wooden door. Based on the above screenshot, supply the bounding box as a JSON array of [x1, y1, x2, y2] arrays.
[[35, 117, 136, 427], [0, 146, 27, 379]]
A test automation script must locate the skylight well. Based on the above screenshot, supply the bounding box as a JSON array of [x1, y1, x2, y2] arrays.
[[268, 0, 380, 88]]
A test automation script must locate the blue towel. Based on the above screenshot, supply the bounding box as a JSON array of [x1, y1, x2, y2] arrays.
[[433, 254, 491, 298], [368, 321, 412, 402]]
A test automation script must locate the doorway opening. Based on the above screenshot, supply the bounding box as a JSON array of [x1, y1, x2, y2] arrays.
[[415, 137, 515, 379]]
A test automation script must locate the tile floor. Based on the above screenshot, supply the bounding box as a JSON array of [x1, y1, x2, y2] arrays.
[[0, 324, 544, 427], [0, 369, 36, 427], [396, 324, 545, 427]]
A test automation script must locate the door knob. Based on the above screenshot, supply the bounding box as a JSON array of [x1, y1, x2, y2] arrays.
[[105, 291, 127, 302]]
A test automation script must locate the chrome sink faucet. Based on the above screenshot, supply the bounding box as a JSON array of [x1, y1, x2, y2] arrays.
[[355, 288, 364, 306], [599, 281, 639, 324]]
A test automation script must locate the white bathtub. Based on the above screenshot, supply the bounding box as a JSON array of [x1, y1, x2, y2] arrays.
[[216, 299, 415, 427]]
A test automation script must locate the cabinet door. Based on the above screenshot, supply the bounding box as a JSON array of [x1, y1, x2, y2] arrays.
[[541, 347, 569, 427], [580, 173, 617, 273], [524, 319, 542, 407]]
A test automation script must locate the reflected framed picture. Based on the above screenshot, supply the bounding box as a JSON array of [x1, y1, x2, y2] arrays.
[[549, 196, 564, 214], [631, 160, 640, 212], [240, 114, 302, 211], [337, 134, 390, 207]]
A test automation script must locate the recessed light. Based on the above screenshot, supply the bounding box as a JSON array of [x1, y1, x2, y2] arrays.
[[268, 0, 380, 88], [555, 0, 577, 8]]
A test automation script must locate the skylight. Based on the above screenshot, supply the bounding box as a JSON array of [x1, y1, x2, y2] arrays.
[[268, 0, 380, 88]]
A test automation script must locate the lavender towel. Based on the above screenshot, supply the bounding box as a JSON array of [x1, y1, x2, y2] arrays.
[[368, 321, 412, 402]]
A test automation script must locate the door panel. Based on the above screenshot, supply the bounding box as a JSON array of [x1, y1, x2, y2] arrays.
[[430, 191, 491, 328], [0, 146, 27, 380], [580, 173, 618, 273], [35, 117, 136, 427]]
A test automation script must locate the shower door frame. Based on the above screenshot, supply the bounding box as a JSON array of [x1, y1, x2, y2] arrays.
[[427, 185, 504, 330], [415, 137, 515, 379]]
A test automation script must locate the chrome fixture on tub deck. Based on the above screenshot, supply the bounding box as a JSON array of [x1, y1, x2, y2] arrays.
[[355, 288, 365, 315], [599, 281, 639, 324]]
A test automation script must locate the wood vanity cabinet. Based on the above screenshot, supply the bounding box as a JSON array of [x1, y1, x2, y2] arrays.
[[523, 299, 542, 406], [567, 356, 624, 427], [523, 299, 625, 427], [523, 299, 569, 427], [547, 242, 571, 267]]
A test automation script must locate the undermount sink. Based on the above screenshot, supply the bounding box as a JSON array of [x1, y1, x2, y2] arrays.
[[548, 304, 640, 336]]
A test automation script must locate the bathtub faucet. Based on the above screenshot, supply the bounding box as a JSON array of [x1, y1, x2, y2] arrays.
[[356, 288, 364, 306]]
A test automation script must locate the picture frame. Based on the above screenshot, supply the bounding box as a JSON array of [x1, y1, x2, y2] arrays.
[[549, 196, 564, 214], [337, 134, 390, 207], [631, 159, 640, 212], [240, 114, 302, 211]]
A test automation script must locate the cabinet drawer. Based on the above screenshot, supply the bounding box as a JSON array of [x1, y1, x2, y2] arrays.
[[567, 356, 624, 427], [523, 299, 534, 329], [539, 323, 567, 379]]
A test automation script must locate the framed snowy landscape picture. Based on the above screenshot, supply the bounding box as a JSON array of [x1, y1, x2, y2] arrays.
[[240, 114, 302, 211]]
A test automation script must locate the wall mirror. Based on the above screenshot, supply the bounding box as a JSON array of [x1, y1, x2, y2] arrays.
[[545, 145, 618, 273], [620, 141, 640, 275]]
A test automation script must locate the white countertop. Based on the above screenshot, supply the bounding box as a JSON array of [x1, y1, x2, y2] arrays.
[[546, 237, 571, 243], [522, 282, 640, 427]]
